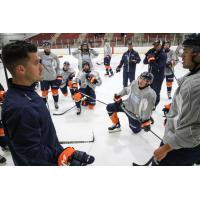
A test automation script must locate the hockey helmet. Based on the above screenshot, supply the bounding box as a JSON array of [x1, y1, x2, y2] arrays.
[[43, 41, 51, 47], [63, 61, 70, 65], [139, 71, 154, 84], [153, 39, 161, 46]]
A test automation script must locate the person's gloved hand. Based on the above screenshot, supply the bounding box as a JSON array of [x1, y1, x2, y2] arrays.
[[162, 103, 171, 116], [86, 74, 98, 84], [147, 55, 156, 63], [0, 90, 5, 103], [58, 147, 95, 166], [141, 120, 151, 132], [116, 66, 121, 73], [72, 82, 79, 93], [113, 94, 122, 104], [55, 76, 63, 86], [68, 72, 75, 80]]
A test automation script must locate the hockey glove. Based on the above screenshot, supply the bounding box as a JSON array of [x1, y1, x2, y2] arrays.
[[69, 150, 95, 166], [90, 77, 98, 84], [73, 92, 82, 102], [86, 74, 98, 84], [141, 120, 151, 132], [162, 103, 171, 116], [147, 55, 156, 63], [58, 147, 76, 166], [116, 66, 121, 73], [58, 147, 95, 166], [113, 94, 122, 104], [0, 90, 5, 103], [68, 72, 75, 80], [55, 76, 63, 86], [72, 82, 79, 93]]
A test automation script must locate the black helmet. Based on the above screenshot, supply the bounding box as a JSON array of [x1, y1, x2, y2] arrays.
[[82, 61, 90, 67], [43, 41, 51, 47], [81, 41, 88, 47], [153, 39, 160, 46], [63, 61, 70, 65], [182, 33, 200, 52], [140, 71, 154, 84]]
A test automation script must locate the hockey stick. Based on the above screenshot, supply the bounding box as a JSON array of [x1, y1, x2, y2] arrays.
[[53, 105, 76, 116], [121, 106, 163, 166], [132, 156, 154, 166], [149, 130, 162, 141], [132, 130, 162, 166], [79, 92, 108, 106], [96, 61, 104, 65], [59, 132, 95, 144]]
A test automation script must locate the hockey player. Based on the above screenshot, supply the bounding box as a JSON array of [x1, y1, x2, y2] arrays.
[[1, 41, 95, 166], [143, 40, 167, 108], [60, 61, 76, 97], [104, 39, 113, 77], [153, 33, 200, 166], [106, 72, 156, 134], [77, 61, 102, 110], [0, 83, 9, 164], [72, 41, 99, 71], [163, 41, 177, 99], [116, 41, 141, 87], [38, 41, 61, 109]]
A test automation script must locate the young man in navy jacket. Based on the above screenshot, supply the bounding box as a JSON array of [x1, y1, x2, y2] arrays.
[[116, 41, 141, 87], [1, 41, 94, 166], [143, 40, 167, 108]]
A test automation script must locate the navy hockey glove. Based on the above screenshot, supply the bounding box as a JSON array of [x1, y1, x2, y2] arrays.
[[116, 66, 121, 73], [162, 103, 171, 116], [114, 94, 122, 104], [72, 82, 79, 93], [56, 76, 63, 86], [141, 120, 151, 132], [58, 147, 95, 166], [68, 72, 75, 80], [70, 150, 95, 166]]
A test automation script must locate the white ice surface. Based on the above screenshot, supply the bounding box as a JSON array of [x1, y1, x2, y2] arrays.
[[0, 50, 187, 166]]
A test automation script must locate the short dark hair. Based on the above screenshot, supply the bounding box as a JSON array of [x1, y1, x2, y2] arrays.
[[1, 40, 37, 76]]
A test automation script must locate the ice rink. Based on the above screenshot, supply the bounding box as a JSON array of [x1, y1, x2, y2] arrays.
[[0, 47, 187, 166]]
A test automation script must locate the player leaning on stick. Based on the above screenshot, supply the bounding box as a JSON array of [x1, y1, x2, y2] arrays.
[[106, 72, 156, 134]]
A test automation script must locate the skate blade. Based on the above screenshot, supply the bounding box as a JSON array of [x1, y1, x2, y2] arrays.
[[108, 128, 121, 133]]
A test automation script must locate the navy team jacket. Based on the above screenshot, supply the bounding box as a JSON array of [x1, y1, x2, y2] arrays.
[[2, 80, 63, 165], [118, 49, 141, 73], [143, 48, 167, 76]]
